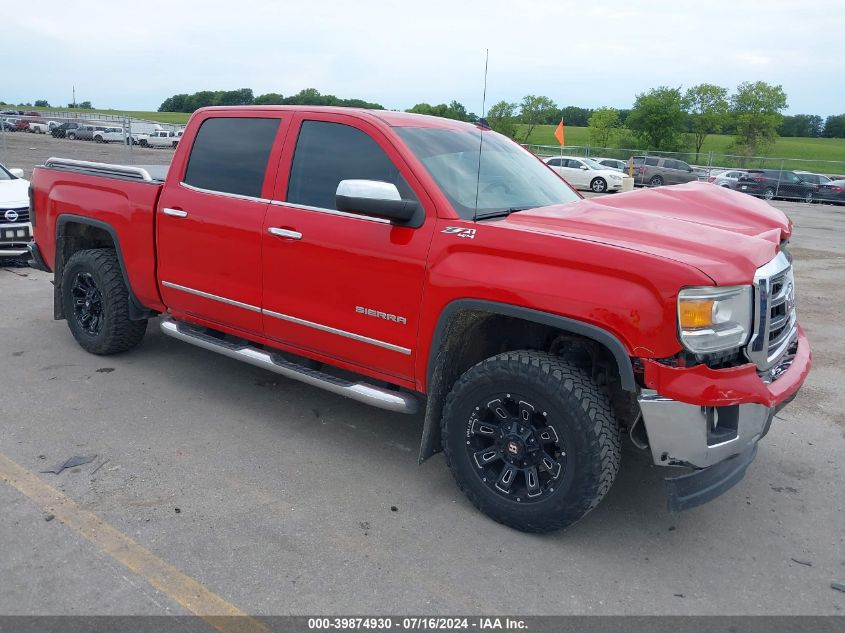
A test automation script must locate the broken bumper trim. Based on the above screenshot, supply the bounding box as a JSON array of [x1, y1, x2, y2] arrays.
[[665, 443, 758, 512]]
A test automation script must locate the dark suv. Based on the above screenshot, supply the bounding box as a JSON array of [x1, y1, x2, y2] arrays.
[[630, 156, 699, 187], [735, 170, 816, 202], [51, 122, 80, 138]]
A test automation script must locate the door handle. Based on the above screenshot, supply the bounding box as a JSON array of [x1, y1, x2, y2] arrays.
[[163, 208, 188, 218], [268, 227, 302, 240]]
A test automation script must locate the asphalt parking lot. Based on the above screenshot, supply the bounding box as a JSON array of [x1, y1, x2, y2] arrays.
[[1, 137, 844, 618]]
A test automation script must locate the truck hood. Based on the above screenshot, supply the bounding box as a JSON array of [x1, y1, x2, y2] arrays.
[[0, 177, 30, 209], [502, 182, 790, 285]]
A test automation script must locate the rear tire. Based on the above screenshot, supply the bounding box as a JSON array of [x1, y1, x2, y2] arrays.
[[649, 175, 664, 187], [764, 187, 775, 200], [61, 249, 147, 355], [67, 132, 76, 140], [441, 350, 621, 533], [803, 191, 813, 204]]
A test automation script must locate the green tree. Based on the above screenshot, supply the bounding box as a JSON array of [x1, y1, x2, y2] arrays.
[[559, 106, 592, 127], [779, 114, 823, 137], [214, 89, 254, 106], [823, 114, 845, 138], [406, 101, 474, 121], [486, 100, 517, 138], [587, 107, 620, 147], [682, 83, 729, 158], [625, 86, 685, 150], [78, 101, 92, 109], [254, 93, 285, 105], [730, 81, 788, 155], [34, 99, 51, 107], [519, 95, 557, 142]]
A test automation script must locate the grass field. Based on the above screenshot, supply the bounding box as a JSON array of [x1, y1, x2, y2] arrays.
[[19, 106, 191, 125], [518, 124, 845, 165]]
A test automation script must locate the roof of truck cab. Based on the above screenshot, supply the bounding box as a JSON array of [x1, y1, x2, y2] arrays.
[[193, 105, 480, 130]]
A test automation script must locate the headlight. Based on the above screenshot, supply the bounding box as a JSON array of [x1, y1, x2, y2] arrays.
[[677, 285, 753, 354], [609, 174, 622, 180]]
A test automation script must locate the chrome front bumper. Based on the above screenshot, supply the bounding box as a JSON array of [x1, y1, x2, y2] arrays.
[[638, 389, 775, 469]]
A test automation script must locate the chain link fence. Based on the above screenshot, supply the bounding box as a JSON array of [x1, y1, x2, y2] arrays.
[[0, 109, 183, 179]]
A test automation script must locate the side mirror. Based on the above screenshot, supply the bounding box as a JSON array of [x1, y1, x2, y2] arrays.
[[336, 180, 420, 225], [9, 168, 24, 178], [580, 165, 589, 170]]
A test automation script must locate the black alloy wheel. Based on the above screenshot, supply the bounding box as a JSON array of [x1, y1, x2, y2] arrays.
[[70, 272, 104, 336], [466, 393, 566, 502]]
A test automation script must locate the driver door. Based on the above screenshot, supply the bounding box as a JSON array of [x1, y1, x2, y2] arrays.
[[260, 113, 436, 381]]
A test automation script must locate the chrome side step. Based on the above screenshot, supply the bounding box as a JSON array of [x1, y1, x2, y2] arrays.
[[159, 317, 419, 414]]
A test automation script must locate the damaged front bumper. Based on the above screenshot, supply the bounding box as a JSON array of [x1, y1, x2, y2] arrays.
[[637, 327, 811, 512]]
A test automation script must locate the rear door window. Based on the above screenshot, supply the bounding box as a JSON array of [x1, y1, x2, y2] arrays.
[[645, 157, 660, 167], [183, 117, 280, 198]]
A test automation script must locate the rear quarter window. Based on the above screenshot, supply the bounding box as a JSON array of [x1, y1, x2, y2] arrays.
[[183, 117, 280, 198]]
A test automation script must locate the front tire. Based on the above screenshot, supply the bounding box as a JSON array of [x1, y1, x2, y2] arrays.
[[61, 249, 147, 355], [590, 177, 608, 193], [441, 350, 621, 533]]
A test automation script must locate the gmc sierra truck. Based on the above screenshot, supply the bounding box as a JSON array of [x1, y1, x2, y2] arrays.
[[27, 106, 811, 532]]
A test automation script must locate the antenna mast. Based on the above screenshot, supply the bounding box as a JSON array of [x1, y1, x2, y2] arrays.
[[473, 49, 489, 222]]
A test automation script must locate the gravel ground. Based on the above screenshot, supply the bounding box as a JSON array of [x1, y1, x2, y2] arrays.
[[0, 138, 843, 617]]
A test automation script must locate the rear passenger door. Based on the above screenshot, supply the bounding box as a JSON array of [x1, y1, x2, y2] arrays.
[[156, 113, 288, 336], [260, 112, 436, 381]]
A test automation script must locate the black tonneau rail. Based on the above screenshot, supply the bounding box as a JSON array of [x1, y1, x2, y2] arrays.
[[43, 157, 167, 183]]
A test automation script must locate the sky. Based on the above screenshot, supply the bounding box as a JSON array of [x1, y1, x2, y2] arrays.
[[4, 0, 844, 118]]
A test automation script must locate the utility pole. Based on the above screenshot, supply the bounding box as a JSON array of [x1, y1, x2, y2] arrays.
[[72, 86, 76, 108]]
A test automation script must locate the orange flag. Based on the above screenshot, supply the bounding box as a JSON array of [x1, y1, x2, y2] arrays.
[[554, 119, 565, 146]]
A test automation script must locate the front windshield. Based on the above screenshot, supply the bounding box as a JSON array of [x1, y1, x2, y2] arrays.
[[396, 127, 580, 219]]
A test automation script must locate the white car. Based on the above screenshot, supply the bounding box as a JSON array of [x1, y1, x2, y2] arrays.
[[544, 156, 632, 193], [27, 120, 59, 134], [137, 129, 179, 148], [93, 127, 142, 144], [707, 169, 746, 189], [0, 164, 32, 258]]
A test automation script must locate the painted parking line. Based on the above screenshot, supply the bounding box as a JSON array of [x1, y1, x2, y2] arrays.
[[0, 453, 269, 633]]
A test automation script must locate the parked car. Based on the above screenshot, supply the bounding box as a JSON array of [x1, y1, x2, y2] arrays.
[[817, 179, 845, 205], [28, 106, 810, 531], [94, 127, 141, 144], [2, 118, 19, 132], [51, 122, 80, 138], [543, 156, 632, 193], [707, 169, 747, 189], [735, 170, 817, 202], [592, 157, 627, 172], [67, 125, 108, 141], [0, 162, 32, 258], [14, 119, 30, 132], [27, 120, 59, 134], [795, 171, 833, 193], [630, 156, 699, 187], [137, 129, 179, 148]]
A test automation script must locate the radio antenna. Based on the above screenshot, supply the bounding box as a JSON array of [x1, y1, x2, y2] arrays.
[[473, 48, 489, 222]]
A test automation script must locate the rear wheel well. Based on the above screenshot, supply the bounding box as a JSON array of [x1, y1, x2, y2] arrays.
[[420, 308, 637, 462], [54, 221, 117, 320]]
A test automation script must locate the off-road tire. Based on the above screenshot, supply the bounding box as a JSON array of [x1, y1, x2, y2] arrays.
[[441, 350, 621, 533], [61, 249, 147, 355]]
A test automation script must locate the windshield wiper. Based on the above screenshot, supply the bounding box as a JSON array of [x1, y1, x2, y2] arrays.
[[475, 207, 534, 220]]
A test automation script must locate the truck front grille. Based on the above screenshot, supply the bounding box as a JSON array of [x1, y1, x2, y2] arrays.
[[0, 207, 29, 223], [746, 251, 798, 379]]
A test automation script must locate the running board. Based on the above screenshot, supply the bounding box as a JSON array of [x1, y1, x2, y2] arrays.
[[159, 318, 419, 414]]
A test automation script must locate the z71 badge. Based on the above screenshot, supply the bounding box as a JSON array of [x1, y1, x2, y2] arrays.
[[442, 227, 476, 239]]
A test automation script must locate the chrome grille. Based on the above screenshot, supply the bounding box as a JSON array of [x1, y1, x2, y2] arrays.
[[1, 207, 29, 223], [746, 251, 798, 374]]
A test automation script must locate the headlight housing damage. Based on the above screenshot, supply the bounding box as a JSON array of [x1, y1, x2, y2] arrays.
[[677, 286, 753, 354]]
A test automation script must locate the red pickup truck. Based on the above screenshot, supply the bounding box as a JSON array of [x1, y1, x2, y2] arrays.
[[27, 106, 811, 532]]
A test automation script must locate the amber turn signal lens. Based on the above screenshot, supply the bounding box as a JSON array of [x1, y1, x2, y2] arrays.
[[679, 299, 714, 329]]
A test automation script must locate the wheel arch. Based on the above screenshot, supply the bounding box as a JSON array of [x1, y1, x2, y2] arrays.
[[419, 299, 636, 463], [54, 214, 156, 321]]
